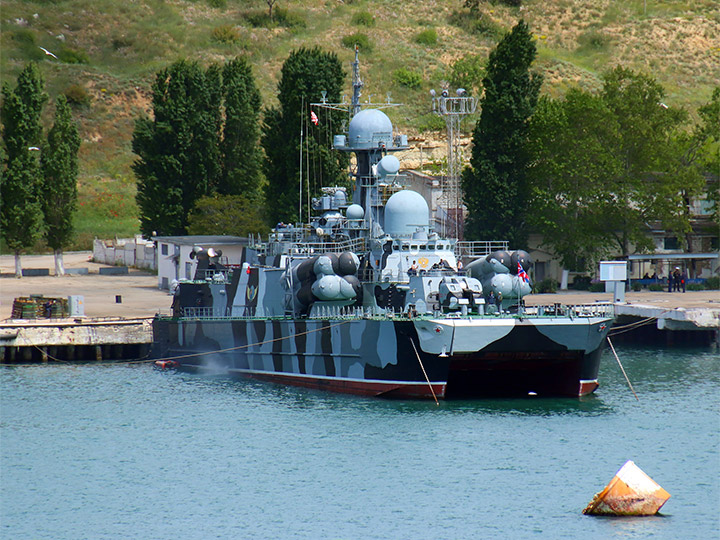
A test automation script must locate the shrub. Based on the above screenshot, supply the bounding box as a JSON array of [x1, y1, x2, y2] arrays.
[[631, 282, 643, 291], [393, 68, 423, 89], [415, 28, 438, 46], [12, 29, 36, 45], [648, 283, 665, 292], [415, 113, 446, 132], [687, 283, 705, 291], [112, 36, 133, 50], [570, 276, 592, 290], [351, 11, 375, 27], [274, 7, 306, 29], [63, 84, 91, 106], [448, 54, 484, 94], [534, 278, 558, 294], [58, 47, 89, 64], [341, 32, 373, 52], [211, 25, 240, 44], [589, 283, 605, 293], [705, 276, 720, 289], [207, 0, 227, 7], [471, 17, 503, 38], [245, 11, 272, 27], [577, 29, 610, 51]]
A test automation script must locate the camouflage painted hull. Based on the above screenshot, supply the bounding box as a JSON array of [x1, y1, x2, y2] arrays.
[[152, 314, 612, 399]]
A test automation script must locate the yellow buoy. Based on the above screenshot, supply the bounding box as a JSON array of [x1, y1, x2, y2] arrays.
[[583, 460, 671, 516]]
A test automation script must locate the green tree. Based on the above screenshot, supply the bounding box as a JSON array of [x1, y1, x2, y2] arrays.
[[461, 20, 541, 247], [133, 60, 222, 237], [262, 47, 347, 226], [41, 95, 81, 276], [0, 63, 48, 277], [692, 88, 720, 228], [188, 194, 270, 237], [527, 90, 620, 271], [527, 68, 706, 268], [219, 57, 263, 197]]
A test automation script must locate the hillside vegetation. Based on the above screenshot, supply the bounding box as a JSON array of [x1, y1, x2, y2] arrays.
[[2, 0, 719, 248]]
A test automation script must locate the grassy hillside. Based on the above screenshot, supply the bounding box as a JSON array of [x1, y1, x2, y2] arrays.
[[2, 0, 718, 249]]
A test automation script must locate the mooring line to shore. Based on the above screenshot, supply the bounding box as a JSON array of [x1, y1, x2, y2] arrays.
[[152, 320, 353, 363], [409, 338, 439, 406], [607, 308, 674, 337], [607, 336, 639, 401], [9, 320, 352, 366]]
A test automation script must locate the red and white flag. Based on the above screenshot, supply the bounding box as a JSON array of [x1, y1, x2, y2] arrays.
[[310, 111, 319, 126]]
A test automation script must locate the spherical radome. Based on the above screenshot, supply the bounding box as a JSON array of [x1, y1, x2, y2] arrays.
[[384, 190, 429, 237], [348, 109, 393, 148]]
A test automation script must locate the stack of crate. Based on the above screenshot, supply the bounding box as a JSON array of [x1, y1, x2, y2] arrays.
[[11, 296, 69, 319]]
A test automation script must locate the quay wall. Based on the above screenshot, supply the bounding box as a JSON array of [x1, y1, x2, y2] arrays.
[[0, 318, 152, 363]]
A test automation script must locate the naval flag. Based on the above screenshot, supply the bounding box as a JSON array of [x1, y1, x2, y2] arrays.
[[310, 111, 319, 126], [518, 261, 530, 283]]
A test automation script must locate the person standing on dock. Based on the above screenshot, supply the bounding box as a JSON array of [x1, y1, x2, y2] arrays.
[[667, 272, 673, 292], [680, 269, 687, 293]]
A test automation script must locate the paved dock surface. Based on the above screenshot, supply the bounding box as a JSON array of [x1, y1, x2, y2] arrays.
[[1, 252, 169, 319], [1, 251, 718, 320]]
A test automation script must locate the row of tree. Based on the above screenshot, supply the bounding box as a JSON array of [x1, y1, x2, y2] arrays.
[[133, 48, 348, 238], [462, 20, 719, 272], [1, 63, 80, 277]]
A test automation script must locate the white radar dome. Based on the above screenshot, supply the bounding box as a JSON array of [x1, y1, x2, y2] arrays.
[[384, 190, 429, 237], [346, 204, 365, 220], [348, 109, 393, 149]]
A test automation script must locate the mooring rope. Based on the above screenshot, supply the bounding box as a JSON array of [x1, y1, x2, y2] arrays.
[[409, 337, 439, 406], [607, 336, 639, 401], [10, 320, 353, 366], [152, 319, 353, 363]]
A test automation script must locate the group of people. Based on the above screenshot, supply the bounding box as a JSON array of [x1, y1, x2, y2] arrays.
[[407, 259, 463, 276], [668, 267, 687, 293]]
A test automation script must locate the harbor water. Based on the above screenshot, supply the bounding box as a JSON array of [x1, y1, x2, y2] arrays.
[[2, 345, 718, 539]]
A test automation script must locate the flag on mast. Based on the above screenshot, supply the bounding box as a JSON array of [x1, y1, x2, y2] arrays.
[[518, 262, 530, 283], [310, 111, 319, 126]]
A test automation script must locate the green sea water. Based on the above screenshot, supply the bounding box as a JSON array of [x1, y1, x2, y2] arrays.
[[1, 344, 718, 539]]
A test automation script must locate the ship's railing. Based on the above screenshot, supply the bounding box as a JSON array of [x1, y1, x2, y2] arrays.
[[521, 303, 615, 318], [193, 269, 233, 282], [267, 237, 367, 256], [456, 241, 509, 259], [181, 307, 228, 318]]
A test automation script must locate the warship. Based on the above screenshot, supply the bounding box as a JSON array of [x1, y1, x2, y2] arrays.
[[151, 51, 614, 399]]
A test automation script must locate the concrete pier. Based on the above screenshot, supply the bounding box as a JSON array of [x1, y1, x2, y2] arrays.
[[0, 318, 152, 363]]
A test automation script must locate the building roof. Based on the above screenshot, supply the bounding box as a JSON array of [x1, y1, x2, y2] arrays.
[[152, 235, 248, 246], [628, 252, 719, 261]]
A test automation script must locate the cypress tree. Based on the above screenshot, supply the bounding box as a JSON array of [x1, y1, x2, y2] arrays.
[[219, 57, 263, 197], [461, 20, 541, 247], [262, 47, 347, 225], [133, 60, 222, 237], [41, 95, 81, 276], [0, 63, 48, 277]]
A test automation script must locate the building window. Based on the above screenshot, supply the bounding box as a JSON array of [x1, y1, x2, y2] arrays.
[[161, 243, 168, 255], [711, 237, 719, 250], [663, 237, 679, 250]]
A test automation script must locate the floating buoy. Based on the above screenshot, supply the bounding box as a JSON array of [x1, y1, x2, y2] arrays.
[[583, 460, 670, 516], [155, 360, 178, 369]]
